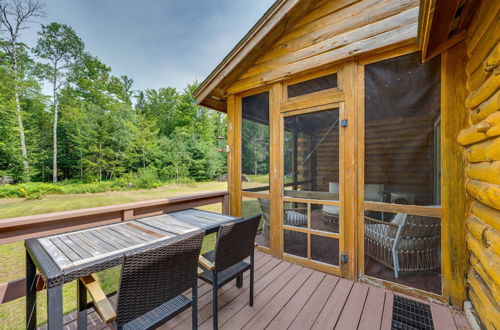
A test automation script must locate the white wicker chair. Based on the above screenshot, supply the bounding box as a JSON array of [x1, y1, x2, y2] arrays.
[[258, 198, 307, 241], [364, 213, 441, 278]]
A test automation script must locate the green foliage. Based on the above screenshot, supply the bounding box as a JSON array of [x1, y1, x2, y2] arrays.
[[0, 173, 196, 199], [0, 19, 227, 194]]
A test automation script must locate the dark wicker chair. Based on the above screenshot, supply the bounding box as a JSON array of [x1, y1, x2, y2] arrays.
[[198, 215, 261, 330], [110, 230, 204, 330]]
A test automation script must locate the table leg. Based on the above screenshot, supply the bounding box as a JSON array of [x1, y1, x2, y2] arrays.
[[77, 279, 87, 329], [26, 251, 37, 330], [47, 285, 63, 329]]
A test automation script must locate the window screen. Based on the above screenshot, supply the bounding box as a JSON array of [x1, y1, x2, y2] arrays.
[[287, 73, 338, 98], [364, 52, 441, 206], [363, 51, 442, 295], [283, 109, 340, 200], [242, 92, 270, 192]]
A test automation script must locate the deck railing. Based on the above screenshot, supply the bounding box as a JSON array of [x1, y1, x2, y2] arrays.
[[0, 190, 230, 305]]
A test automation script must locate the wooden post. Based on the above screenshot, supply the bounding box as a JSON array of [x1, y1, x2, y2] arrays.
[[122, 209, 133, 221], [227, 94, 242, 217], [222, 193, 230, 215], [355, 62, 366, 280], [342, 61, 358, 280], [441, 41, 468, 307], [270, 82, 284, 257]]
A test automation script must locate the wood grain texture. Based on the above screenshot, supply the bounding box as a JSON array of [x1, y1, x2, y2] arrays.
[[441, 42, 468, 308], [224, 0, 419, 94]]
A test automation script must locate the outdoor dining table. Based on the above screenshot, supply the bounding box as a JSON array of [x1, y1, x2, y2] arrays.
[[24, 208, 239, 330]]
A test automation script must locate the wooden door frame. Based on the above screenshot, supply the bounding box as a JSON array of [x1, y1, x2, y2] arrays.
[[229, 65, 357, 276], [280, 102, 345, 277]]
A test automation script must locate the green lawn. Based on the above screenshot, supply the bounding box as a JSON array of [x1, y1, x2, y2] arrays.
[[0, 181, 227, 329]]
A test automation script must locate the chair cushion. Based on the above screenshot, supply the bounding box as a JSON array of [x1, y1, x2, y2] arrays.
[[364, 224, 439, 251], [322, 205, 339, 215], [284, 210, 307, 227]]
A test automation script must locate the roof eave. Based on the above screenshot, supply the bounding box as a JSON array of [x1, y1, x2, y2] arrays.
[[195, 0, 310, 110]]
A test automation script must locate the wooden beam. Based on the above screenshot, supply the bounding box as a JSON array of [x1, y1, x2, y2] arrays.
[[227, 23, 418, 94], [355, 59, 366, 284], [0, 275, 45, 304], [342, 62, 357, 280], [243, 6, 419, 79], [198, 256, 215, 271], [269, 82, 284, 257], [200, 97, 227, 112], [226, 94, 242, 217], [80, 275, 116, 324], [364, 202, 442, 217], [259, 0, 418, 64], [441, 41, 468, 308]]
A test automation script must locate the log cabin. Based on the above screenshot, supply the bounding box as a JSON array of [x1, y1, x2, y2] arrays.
[[195, 0, 500, 328]]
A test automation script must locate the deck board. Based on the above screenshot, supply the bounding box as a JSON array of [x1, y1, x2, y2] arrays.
[[334, 282, 370, 329], [44, 251, 469, 330], [266, 270, 325, 329], [241, 267, 314, 329], [216, 263, 302, 329], [312, 278, 354, 329], [358, 285, 386, 330]]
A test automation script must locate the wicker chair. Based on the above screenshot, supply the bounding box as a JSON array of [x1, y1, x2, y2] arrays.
[[111, 230, 204, 330], [258, 198, 307, 241], [364, 213, 441, 278], [198, 215, 261, 330]]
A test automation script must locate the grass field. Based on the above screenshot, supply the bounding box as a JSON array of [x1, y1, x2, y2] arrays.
[[0, 181, 228, 329]]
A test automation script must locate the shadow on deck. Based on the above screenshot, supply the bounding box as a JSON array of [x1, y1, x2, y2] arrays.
[[41, 251, 469, 330]]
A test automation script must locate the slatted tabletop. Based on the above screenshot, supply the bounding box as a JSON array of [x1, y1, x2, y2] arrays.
[[31, 209, 237, 273]]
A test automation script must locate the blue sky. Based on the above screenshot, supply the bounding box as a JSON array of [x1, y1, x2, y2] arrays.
[[22, 0, 274, 93]]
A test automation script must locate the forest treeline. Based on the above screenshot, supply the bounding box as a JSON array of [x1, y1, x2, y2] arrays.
[[0, 0, 227, 186]]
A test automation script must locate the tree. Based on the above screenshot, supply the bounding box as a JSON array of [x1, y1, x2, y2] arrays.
[[33, 22, 84, 182], [128, 112, 159, 170], [0, 0, 45, 179], [141, 87, 178, 136]]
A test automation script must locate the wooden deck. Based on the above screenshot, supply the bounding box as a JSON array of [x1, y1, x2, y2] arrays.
[[45, 251, 469, 330]]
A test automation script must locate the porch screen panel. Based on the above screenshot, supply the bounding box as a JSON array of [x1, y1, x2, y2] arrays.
[[283, 109, 340, 200], [242, 196, 270, 248], [242, 92, 270, 192], [363, 52, 442, 295], [364, 52, 441, 206]]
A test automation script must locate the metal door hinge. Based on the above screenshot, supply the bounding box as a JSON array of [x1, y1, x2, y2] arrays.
[[341, 119, 348, 127], [340, 254, 348, 263]]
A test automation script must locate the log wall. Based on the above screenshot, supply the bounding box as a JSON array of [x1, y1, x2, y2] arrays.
[[304, 115, 435, 202], [457, 1, 500, 328]]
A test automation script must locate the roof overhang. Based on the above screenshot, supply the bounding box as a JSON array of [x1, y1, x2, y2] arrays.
[[418, 0, 479, 62], [194, 0, 316, 112]]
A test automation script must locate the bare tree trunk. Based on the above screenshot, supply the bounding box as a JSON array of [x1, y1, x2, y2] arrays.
[[1, 0, 46, 180], [80, 150, 83, 179], [52, 74, 58, 182], [12, 46, 29, 177]]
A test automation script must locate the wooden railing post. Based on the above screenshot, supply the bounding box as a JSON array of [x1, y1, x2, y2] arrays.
[[122, 209, 133, 221], [222, 193, 230, 215]]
